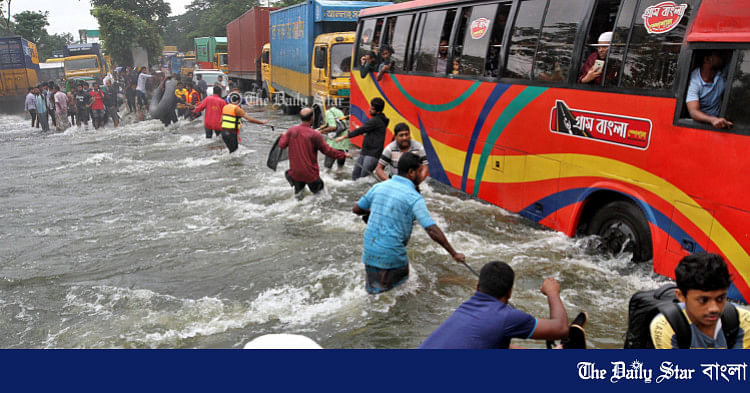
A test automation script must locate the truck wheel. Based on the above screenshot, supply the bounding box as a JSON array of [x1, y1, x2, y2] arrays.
[[586, 200, 653, 262]]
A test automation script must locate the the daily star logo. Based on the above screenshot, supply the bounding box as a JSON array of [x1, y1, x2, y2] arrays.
[[642, 1, 688, 34], [470, 18, 490, 39]]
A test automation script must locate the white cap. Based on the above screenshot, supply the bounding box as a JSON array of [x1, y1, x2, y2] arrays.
[[598, 31, 613, 43], [243, 334, 323, 349]]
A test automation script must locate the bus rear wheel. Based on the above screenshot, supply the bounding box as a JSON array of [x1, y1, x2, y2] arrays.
[[586, 200, 652, 262]]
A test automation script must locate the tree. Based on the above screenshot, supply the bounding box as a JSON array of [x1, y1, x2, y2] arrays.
[[92, 5, 162, 66], [90, 0, 171, 31], [12, 10, 48, 43]]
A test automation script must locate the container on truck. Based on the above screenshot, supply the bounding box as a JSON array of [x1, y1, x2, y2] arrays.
[[226, 7, 277, 91], [0, 37, 40, 112], [269, 0, 390, 115], [194, 37, 227, 69]]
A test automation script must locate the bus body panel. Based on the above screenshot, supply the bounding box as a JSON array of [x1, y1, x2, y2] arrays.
[[350, 0, 750, 303]]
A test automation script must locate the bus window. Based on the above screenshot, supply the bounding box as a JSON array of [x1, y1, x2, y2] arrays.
[[372, 18, 385, 54], [600, 0, 637, 87], [619, 0, 698, 90], [390, 15, 414, 72], [452, 8, 471, 60], [381, 17, 397, 49], [725, 50, 750, 130], [578, 0, 623, 86], [505, 0, 547, 80], [355, 19, 377, 69], [484, 3, 512, 78], [455, 4, 499, 77], [413, 11, 449, 73], [534, 0, 588, 82]]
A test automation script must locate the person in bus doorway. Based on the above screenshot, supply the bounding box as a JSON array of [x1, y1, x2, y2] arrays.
[[686, 51, 733, 129], [336, 97, 389, 181], [650, 253, 750, 349], [376, 45, 395, 81], [352, 152, 465, 294], [24, 87, 38, 129], [220, 93, 268, 153], [419, 261, 569, 348], [279, 107, 350, 199], [578, 31, 612, 85], [375, 123, 428, 183], [192, 86, 226, 138]]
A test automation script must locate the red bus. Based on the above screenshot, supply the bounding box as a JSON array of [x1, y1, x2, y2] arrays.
[[350, 0, 750, 303]]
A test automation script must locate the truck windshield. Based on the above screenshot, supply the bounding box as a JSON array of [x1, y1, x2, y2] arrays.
[[183, 59, 196, 68], [330, 44, 353, 78], [65, 58, 99, 72]]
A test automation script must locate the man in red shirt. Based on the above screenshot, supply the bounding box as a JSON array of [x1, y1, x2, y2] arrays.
[[192, 86, 226, 138], [279, 107, 350, 198], [89, 82, 107, 129]]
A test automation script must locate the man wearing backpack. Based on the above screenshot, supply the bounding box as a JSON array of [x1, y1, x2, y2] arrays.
[[648, 253, 750, 349]]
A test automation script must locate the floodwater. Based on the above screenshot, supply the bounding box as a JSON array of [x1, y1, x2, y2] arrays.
[[0, 106, 671, 349]]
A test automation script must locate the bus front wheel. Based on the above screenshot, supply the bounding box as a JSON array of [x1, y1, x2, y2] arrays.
[[586, 200, 652, 262]]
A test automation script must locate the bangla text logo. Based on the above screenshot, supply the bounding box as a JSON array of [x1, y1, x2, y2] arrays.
[[470, 18, 490, 39], [642, 1, 688, 34], [549, 100, 652, 150]]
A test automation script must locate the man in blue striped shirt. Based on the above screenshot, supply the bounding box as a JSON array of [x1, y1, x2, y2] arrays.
[[353, 152, 465, 294]]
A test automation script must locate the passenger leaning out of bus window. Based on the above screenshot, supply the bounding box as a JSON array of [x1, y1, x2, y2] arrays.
[[578, 31, 612, 85], [377, 45, 395, 81], [686, 51, 733, 130], [360, 51, 379, 78]]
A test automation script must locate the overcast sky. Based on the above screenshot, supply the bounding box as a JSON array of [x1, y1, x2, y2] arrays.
[[12, 0, 195, 36]]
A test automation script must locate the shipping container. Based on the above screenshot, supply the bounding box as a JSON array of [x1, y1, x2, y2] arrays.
[[269, 0, 390, 110], [0, 37, 40, 113], [194, 36, 227, 68], [226, 6, 277, 90]]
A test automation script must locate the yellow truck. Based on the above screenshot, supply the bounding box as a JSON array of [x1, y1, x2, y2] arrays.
[[0, 37, 40, 113], [310, 32, 354, 121], [181, 56, 197, 77], [260, 43, 274, 99]]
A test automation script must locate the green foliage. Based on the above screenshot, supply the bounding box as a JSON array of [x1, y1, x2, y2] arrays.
[[92, 5, 162, 66], [163, 0, 260, 51], [12, 10, 48, 44], [89, 0, 171, 31]]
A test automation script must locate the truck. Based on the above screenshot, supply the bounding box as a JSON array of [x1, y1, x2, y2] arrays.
[[269, 0, 391, 115], [226, 7, 277, 91], [62, 43, 107, 80], [0, 37, 40, 113], [194, 36, 227, 70]]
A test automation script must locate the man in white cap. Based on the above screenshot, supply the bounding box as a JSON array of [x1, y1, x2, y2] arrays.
[[578, 31, 612, 85]]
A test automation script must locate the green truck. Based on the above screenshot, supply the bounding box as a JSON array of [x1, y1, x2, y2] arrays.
[[194, 37, 227, 71]]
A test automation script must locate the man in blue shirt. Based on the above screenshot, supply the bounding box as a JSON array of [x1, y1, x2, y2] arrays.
[[353, 152, 465, 294], [686, 50, 733, 129], [420, 261, 570, 349]]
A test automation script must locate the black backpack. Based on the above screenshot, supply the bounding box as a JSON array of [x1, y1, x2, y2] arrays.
[[624, 284, 740, 349]]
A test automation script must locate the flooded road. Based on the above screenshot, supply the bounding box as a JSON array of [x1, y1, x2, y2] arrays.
[[0, 106, 671, 348]]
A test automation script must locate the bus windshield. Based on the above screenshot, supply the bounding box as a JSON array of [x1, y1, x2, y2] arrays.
[[330, 43, 352, 78], [65, 58, 99, 72]]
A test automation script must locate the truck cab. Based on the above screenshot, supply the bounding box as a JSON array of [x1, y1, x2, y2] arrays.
[[215, 53, 228, 74], [181, 57, 197, 78], [64, 55, 103, 80], [311, 32, 354, 124], [261, 43, 275, 99]]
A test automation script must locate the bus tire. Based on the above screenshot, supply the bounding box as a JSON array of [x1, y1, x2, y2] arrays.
[[586, 200, 652, 262]]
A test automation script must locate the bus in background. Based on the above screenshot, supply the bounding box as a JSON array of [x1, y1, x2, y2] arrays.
[[0, 37, 39, 113], [352, 0, 750, 303], [39, 62, 65, 86], [63, 43, 106, 76]]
